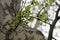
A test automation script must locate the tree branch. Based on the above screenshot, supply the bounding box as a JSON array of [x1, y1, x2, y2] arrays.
[[57, 16, 60, 20], [48, 2, 60, 40], [52, 37, 57, 40], [31, 16, 51, 25]]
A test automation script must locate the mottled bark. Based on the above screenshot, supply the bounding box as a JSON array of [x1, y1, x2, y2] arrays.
[[0, 0, 45, 40]]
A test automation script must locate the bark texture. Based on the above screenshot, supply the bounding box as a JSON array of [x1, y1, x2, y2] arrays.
[[0, 0, 45, 40]]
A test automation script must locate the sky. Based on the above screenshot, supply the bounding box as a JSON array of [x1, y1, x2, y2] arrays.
[[23, 0, 60, 40]]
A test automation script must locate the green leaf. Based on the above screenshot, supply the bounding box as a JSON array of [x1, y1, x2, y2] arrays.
[[16, 14, 20, 19], [20, 21, 27, 26], [36, 21, 41, 26], [25, 12, 30, 19], [23, 11, 31, 19], [45, 0, 48, 2], [37, 11, 48, 22], [42, 11, 49, 21], [29, 18, 34, 22], [21, 10, 26, 17], [41, 4, 44, 7], [10, 19, 19, 27], [10, 21, 16, 27], [15, 20, 19, 24], [32, 0, 35, 3], [46, 5, 50, 10], [35, 2, 39, 6], [25, 5, 31, 11], [44, 18, 49, 22], [10, 23, 15, 27], [49, 0, 54, 4], [39, 15, 44, 19]]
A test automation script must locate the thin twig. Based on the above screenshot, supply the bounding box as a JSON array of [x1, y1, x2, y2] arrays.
[[30, 16, 51, 25]]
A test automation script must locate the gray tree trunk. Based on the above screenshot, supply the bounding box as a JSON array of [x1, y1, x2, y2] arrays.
[[0, 0, 45, 40]]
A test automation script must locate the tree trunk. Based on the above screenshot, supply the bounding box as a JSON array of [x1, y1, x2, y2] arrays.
[[0, 0, 45, 40], [48, 6, 60, 40]]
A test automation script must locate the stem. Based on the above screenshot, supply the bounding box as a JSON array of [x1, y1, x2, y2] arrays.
[[47, 6, 60, 40]]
